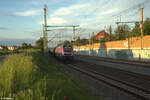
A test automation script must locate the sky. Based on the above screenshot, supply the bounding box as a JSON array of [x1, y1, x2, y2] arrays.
[[0, 0, 150, 42]]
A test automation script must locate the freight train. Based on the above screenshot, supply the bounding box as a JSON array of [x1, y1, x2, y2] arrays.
[[49, 44, 74, 61]]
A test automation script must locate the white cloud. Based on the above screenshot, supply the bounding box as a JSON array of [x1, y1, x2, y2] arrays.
[[43, 3, 100, 27], [39, 0, 148, 30], [52, 3, 91, 17], [39, 3, 94, 25], [15, 10, 41, 16], [36, 0, 150, 43], [40, 17, 67, 25], [47, 17, 67, 25], [46, 2, 118, 29]]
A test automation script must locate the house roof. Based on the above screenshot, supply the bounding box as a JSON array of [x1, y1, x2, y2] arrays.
[[95, 30, 107, 36]]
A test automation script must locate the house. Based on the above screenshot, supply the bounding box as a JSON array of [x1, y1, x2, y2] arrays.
[[7, 46, 18, 51], [0, 46, 3, 50], [95, 30, 108, 40]]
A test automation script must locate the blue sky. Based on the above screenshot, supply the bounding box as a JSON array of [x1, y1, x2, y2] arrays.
[[0, 0, 150, 41]]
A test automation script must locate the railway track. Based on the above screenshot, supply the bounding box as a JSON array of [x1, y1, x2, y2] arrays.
[[67, 61, 150, 100], [77, 55, 150, 68]]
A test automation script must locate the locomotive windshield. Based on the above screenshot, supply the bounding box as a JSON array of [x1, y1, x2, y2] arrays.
[[63, 46, 73, 52]]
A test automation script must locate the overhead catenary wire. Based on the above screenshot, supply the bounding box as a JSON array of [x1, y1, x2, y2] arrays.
[[45, 0, 150, 45], [112, 0, 150, 17], [44, 0, 117, 42], [89, 0, 150, 28]]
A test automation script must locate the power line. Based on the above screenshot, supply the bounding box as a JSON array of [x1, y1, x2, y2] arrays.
[[112, 0, 150, 17], [85, 0, 150, 33], [46, 25, 79, 41], [89, 0, 150, 28], [83, 0, 112, 16], [116, 21, 140, 24]]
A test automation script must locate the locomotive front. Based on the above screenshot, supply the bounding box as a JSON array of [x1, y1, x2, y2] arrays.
[[62, 45, 74, 60]]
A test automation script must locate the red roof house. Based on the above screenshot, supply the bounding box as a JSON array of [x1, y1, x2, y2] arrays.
[[95, 30, 108, 40]]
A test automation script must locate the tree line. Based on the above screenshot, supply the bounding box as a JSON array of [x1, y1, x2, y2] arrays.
[[35, 17, 150, 48], [74, 17, 150, 45]]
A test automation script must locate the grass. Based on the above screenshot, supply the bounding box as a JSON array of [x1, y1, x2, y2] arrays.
[[0, 50, 20, 56], [0, 49, 99, 100]]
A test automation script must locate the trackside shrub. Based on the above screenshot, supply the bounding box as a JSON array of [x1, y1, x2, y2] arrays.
[[0, 50, 99, 100]]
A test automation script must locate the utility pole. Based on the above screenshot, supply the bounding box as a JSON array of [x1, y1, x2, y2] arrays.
[[140, 8, 144, 50], [42, 24, 45, 51], [120, 15, 122, 22], [59, 32, 61, 43], [43, 5, 48, 53], [116, 16, 119, 39], [73, 26, 76, 41], [92, 32, 94, 56], [88, 33, 91, 55], [43, 24, 45, 37], [117, 15, 121, 39], [89, 33, 91, 46], [116, 8, 144, 59], [92, 32, 94, 44]]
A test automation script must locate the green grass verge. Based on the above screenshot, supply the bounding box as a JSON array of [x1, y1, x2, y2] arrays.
[[0, 50, 21, 56], [0, 49, 99, 100]]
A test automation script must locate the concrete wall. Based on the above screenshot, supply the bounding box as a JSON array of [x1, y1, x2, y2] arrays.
[[74, 35, 150, 61]]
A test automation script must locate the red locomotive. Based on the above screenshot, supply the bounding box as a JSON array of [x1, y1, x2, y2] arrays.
[[54, 44, 74, 60]]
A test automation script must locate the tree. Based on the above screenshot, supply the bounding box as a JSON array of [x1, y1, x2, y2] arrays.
[[64, 40, 71, 45], [36, 37, 44, 51], [74, 37, 81, 46], [107, 25, 114, 41], [109, 25, 112, 35], [57, 41, 71, 46], [114, 24, 131, 40], [131, 17, 150, 37], [28, 44, 32, 48], [22, 43, 28, 49], [1, 45, 8, 51], [131, 22, 141, 37], [143, 17, 150, 35]]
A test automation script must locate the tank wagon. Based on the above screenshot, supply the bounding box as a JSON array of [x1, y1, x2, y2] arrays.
[[49, 47, 56, 56]]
